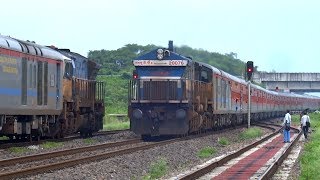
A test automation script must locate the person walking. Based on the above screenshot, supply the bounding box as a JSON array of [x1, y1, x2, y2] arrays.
[[283, 110, 291, 143], [301, 111, 311, 140]]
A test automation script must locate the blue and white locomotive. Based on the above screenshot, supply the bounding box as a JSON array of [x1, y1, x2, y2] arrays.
[[128, 41, 320, 139]]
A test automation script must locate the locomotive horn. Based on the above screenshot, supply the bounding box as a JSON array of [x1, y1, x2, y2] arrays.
[[168, 40, 173, 51]]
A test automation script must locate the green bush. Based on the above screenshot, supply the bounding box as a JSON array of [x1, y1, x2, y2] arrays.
[[103, 115, 130, 130], [142, 158, 168, 180], [8, 147, 29, 154], [197, 146, 217, 159], [239, 127, 262, 140], [41, 141, 63, 149], [83, 138, 97, 144], [218, 137, 230, 146]]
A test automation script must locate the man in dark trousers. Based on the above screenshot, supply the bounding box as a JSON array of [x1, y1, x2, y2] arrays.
[[301, 111, 311, 140], [283, 110, 291, 143]]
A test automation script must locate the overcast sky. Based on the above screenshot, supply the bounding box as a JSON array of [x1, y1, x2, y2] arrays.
[[2, 0, 320, 72]]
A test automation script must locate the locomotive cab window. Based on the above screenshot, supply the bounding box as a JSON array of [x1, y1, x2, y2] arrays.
[[201, 71, 208, 82], [64, 62, 74, 78], [200, 67, 212, 83]]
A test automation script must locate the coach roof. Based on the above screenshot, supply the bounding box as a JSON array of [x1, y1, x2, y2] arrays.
[[0, 34, 70, 62]]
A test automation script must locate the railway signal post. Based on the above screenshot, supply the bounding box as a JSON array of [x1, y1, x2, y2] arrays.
[[248, 81, 251, 128], [246, 61, 254, 128]]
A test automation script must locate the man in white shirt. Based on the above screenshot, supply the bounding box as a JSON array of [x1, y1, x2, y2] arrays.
[[301, 112, 311, 140], [283, 110, 291, 143]]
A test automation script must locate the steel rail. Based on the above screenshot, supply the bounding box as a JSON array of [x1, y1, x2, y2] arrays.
[[0, 138, 140, 167], [0, 138, 179, 180]]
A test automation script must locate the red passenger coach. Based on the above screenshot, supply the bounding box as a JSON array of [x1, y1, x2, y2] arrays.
[[128, 41, 320, 139]]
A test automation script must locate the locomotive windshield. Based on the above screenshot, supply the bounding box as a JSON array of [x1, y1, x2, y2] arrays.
[[135, 66, 186, 77]]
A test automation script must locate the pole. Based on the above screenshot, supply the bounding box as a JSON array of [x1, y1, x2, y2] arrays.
[[248, 81, 251, 128]]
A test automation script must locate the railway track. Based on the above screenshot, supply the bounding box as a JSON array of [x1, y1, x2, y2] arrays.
[[0, 122, 285, 179], [0, 129, 129, 149], [171, 124, 301, 180], [0, 137, 144, 179], [0, 125, 253, 179], [0, 134, 199, 179]]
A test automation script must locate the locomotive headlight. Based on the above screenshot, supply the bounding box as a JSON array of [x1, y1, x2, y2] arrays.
[[157, 53, 164, 60], [176, 109, 186, 119], [157, 48, 164, 54], [157, 48, 164, 60], [132, 109, 143, 119]]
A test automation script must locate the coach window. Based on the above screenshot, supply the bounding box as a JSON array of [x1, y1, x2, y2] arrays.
[[29, 64, 32, 88], [37, 61, 43, 105], [44, 62, 48, 105], [21, 58, 28, 105], [33, 65, 37, 88]]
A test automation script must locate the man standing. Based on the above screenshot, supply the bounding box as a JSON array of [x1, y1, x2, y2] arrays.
[[283, 110, 291, 143], [301, 111, 311, 140]]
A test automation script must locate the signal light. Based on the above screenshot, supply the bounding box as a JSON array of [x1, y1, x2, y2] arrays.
[[246, 61, 254, 81], [133, 70, 138, 79]]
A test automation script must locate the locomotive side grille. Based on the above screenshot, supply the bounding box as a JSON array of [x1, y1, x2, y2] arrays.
[[143, 81, 177, 100]]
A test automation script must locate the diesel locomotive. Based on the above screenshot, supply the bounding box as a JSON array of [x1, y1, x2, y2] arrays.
[[128, 41, 320, 139], [0, 35, 105, 140]]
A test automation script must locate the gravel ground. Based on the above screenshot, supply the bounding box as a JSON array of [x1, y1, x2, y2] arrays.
[[14, 126, 273, 180], [0, 131, 139, 160]]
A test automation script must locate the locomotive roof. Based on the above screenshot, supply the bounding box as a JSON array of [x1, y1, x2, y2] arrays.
[[0, 34, 70, 62]]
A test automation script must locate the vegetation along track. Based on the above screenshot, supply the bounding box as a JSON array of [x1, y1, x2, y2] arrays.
[[173, 123, 301, 180], [0, 129, 129, 149]]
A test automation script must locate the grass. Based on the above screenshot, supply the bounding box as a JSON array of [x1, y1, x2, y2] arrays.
[[197, 146, 217, 159], [239, 127, 262, 140], [8, 147, 29, 154], [218, 137, 230, 146], [40, 141, 63, 149], [103, 115, 130, 131], [83, 138, 97, 144], [0, 136, 9, 140], [299, 112, 320, 179], [142, 158, 168, 180], [291, 114, 301, 126]]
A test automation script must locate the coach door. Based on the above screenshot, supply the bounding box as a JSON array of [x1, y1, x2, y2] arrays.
[[56, 63, 61, 109]]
